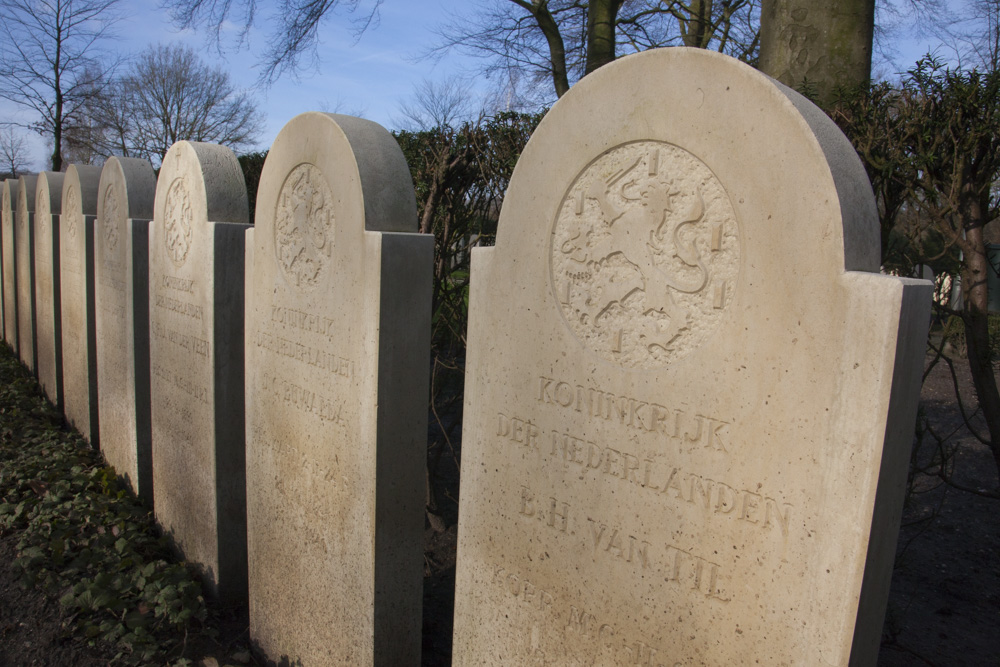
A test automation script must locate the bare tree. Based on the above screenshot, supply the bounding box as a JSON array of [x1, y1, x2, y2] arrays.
[[83, 44, 264, 165], [951, 0, 1000, 70], [0, 125, 30, 177], [0, 0, 122, 171], [433, 0, 760, 101], [395, 77, 476, 131], [163, 0, 382, 84]]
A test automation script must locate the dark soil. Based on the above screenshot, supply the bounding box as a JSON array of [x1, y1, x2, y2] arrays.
[[0, 347, 997, 666], [876, 349, 1000, 666]]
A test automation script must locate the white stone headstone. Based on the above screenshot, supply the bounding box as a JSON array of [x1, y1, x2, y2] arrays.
[[244, 112, 432, 665], [16, 175, 38, 372], [96, 157, 156, 503], [1, 179, 17, 350], [149, 141, 249, 604], [452, 48, 932, 667], [35, 172, 66, 407], [61, 165, 102, 446]]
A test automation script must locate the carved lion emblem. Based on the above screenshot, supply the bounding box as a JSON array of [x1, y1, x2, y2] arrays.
[[103, 185, 121, 254], [550, 141, 741, 369], [164, 177, 193, 267], [64, 186, 80, 241], [274, 164, 333, 290]]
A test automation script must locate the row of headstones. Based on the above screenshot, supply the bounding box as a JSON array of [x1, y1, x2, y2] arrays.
[[0, 50, 932, 666]]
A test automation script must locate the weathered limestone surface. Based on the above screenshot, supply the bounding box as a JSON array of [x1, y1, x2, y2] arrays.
[[2, 179, 16, 349], [35, 172, 66, 407], [244, 112, 431, 666], [16, 175, 38, 372], [61, 165, 102, 446], [96, 157, 156, 503], [149, 141, 249, 604], [452, 48, 932, 667]]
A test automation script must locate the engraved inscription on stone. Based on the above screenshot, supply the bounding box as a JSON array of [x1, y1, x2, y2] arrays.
[[164, 177, 193, 267], [64, 185, 79, 241], [550, 141, 740, 368], [103, 184, 121, 255], [274, 164, 333, 290]]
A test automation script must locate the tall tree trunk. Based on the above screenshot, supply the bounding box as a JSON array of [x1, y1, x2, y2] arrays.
[[52, 37, 63, 172], [681, 0, 712, 48], [962, 195, 1000, 474], [758, 0, 875, 106], [512, 0, 571, 97], [585, 0, 622, 75]]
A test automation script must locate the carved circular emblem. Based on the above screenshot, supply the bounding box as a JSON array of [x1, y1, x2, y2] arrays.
[[64, 185, 80, 240], [36, 197, 49, 242], [164, 177, 193, 267], [274, 164, 333, 289], [550, 141, 741, 369], [103, 185, 121, 253], [16, 196, 26, 232]]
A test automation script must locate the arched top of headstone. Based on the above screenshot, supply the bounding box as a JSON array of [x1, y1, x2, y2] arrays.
[[1, 179, 14, 221], [63, 165, 103, 217], [496, 47, 878, 283], [100, 156, 156, 223], [257, 112, 416, 237], [156, 141, 248, 228], [17, 175, 38, 217], [36, 172, 66, 218]]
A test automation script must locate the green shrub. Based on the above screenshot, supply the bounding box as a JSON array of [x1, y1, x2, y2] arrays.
[[0, 345, 209, 664]]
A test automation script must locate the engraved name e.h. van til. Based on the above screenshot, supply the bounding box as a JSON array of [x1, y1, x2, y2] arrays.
[[550, 141, 741, 369]]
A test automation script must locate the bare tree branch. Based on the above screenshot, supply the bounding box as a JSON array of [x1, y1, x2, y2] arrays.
[[0, 125, 30, 177], [79, 43, 264, 165], [0, 0, 124, 170], [161, 0, 382, 85], [429, 0, 760, 102]]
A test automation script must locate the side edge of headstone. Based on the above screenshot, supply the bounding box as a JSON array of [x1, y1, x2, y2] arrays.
[[2, 180, 17, 351], [131, 217, 153, 502], [848, 275, 933, 666], [372, 231, 434, 665], [213, 219, 248, 606]]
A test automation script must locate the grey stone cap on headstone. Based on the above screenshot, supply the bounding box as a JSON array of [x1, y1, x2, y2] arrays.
[[156, 141, 249, 226], [100, 157, 156, 222], [17, 175, 38, 218], [35, 173, 65, 215], [64, 165, 103, 217]]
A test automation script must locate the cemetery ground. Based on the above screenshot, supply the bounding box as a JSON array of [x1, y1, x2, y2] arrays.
[[0, 337, 996, 667]]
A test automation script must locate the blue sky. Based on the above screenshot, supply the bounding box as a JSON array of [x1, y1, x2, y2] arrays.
[[7, 0, 481, 169], [3, 0, 957, 170]]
